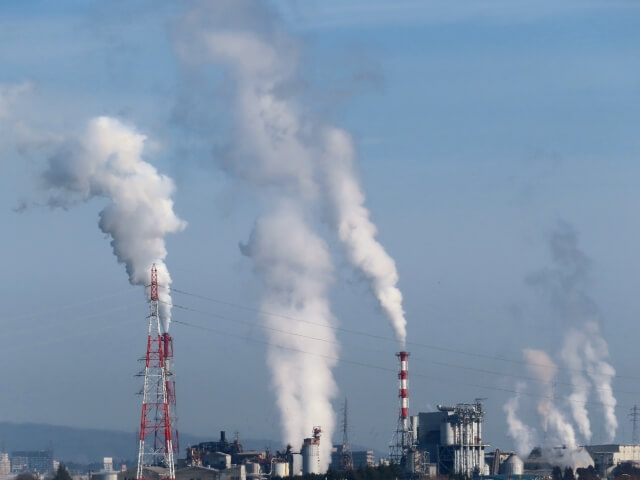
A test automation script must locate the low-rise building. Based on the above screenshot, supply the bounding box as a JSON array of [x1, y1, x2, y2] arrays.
[[585, 444, 640, 477]]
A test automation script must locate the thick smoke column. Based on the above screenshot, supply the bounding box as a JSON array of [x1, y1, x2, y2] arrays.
[[522, 348, 585, 468], [240, 202, 338, 466], [503, 381, 537, 458], [321, 129, 407, 345], [42, 116, 186, 332], [522, 348, 574, 443], [175, 1, 342, 468], [527, 221, 617, 441], [581, 321, 617, 440], [176, 0, 407, 345], [560, 328, 592, 440]]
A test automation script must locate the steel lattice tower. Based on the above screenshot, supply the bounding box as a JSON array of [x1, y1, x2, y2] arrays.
[[630, 405, 640, 444], [136, 265, 175, 480], [340, 398, 353, 471]]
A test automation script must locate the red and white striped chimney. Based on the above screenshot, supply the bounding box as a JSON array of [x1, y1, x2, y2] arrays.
[[397, 351, 409, 432]]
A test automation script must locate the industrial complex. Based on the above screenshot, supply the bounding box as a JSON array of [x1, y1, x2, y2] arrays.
[[2, 267, 639, 480]]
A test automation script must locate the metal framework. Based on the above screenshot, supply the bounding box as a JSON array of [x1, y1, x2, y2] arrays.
[[340, 398, 353, 471], [436, 400, 487, 476], [631, 405, 640, 444], [136, 265, 176, 480]]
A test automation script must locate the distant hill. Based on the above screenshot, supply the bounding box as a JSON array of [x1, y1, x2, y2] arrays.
[[0, 422, 384, 465], [0, 422, 274, 464]]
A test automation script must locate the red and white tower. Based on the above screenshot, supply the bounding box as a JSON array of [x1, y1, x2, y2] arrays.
[[136, 265, 176, 480], [390, 351, 413, 465]]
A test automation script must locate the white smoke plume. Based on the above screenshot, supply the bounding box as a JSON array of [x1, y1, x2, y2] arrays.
[[582, 321, 618, 439], [523, 349, 558, 432], [523, 348, 579, 449], [240, 201, 338, 466], [503, 382, 537, 458], [176, 0, 407, 345], [175, 1, 407, 468], [42, 116, 186, 332], [527, 221, 617, 441], [520, 347, 593, 468], [321, 128, 407, 345], [175, 1, 342, 468], [559, 329, 592, 440]]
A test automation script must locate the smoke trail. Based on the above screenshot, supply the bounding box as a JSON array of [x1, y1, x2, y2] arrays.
[[523, 348, 580, 451], [528, 221, 617, 441], [559, 328, 592, 440], [320, 128, 407, 345], [504, 381, 537, 458], [240, 201, 338, 467], [176, 0, 407, 345], [523, 349, 558, 432], [175, 2, 341, 468], [42, 116, 186, 332], [583, 321, 618, 439]]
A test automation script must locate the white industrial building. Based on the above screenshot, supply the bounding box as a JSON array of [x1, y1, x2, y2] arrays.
[[585, 444, 640, 477], [416, 401, 490, 477]]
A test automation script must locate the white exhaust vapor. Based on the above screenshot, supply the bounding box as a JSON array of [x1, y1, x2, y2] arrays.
[[321, 128, 407, 345], [176, 1, 338, 468], [43, 116, 186, 332], [515, 222, 618, 450], [560, 328, 592, 441], [503, 382, 537, 458], [523, 349, 560, 435], [582, 321, 618, 440], [175, 0, 408, 468], [523, 349, 578, 453], [240, 201, 338, 467]]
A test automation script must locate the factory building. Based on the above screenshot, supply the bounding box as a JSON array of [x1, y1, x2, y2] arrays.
[[0, 453, 9, 475], [416, 401, 489, 477], [120, 464, 246, 480], [11, 450, 53, 473], [300, 428, 321, 475], [351, 451, 375, 470], [585, 445, 640, 478], [330, 447, 375, 471]]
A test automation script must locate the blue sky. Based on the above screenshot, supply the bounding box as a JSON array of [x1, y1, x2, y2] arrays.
[[2, 0, 640, 455]]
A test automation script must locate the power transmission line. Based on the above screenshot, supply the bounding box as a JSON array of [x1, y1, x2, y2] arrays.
[[165, 284, 638, 382]]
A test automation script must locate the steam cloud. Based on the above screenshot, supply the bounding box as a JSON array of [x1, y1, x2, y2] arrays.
[[175, 0, 407, 467], [320, 128, 407, 345], [42, 116, 186, 332], [503, 381, 537, 458], [528, 222, 617, 441], [504, 222, 617, 467], [240, 202, 338, 464]]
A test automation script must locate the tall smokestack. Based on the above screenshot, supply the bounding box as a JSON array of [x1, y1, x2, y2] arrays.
[[390, 351, 412, 464], [398, 351, 409, 431]]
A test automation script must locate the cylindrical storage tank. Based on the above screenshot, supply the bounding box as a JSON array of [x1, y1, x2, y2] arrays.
[[273, 461, 288, 478], [301, 441, 320, 475], [440, 422, 454, 445], [91, 472, 118, 480], [500, 455, 523, 475], [246, 463, 261, 475]]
